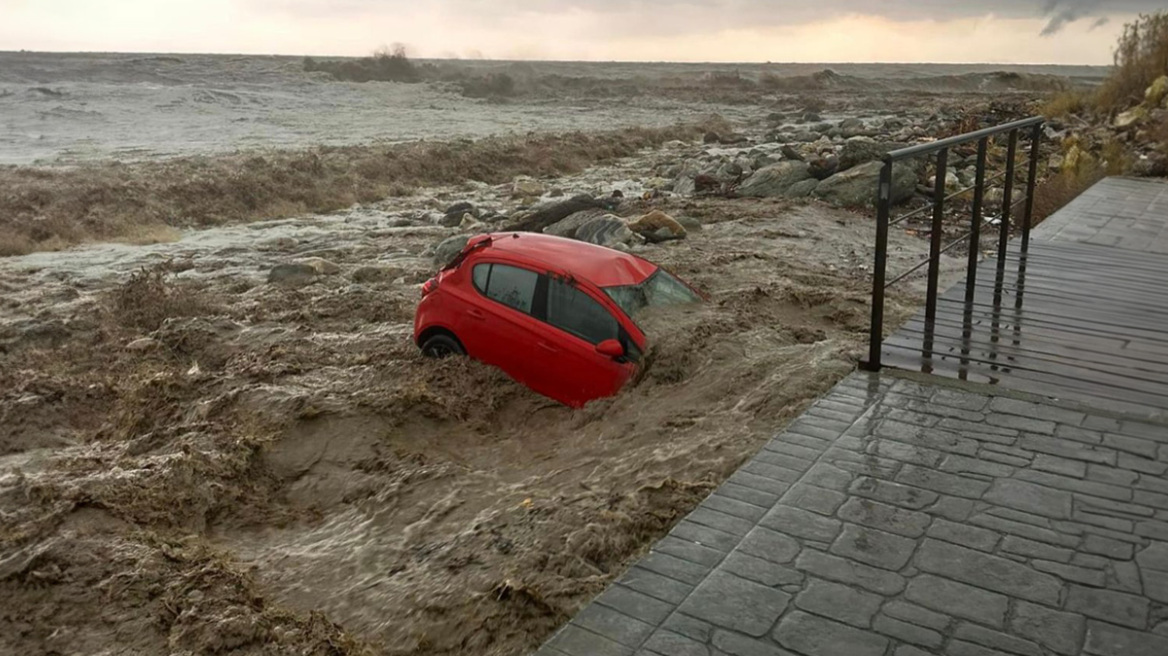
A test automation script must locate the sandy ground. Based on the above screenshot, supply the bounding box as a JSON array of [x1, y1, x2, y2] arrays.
[[0, 131, 969, 654]]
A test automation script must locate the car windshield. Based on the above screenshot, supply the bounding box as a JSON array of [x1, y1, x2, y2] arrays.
[[603, 269, 701, 320]]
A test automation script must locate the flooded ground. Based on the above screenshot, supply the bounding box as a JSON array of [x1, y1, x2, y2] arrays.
[[0, 54, 1047, 655]]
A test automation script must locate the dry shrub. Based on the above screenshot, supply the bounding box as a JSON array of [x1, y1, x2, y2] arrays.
[[107, 266, 214, 332], [0, 120, 720, 256], [1031, 149, 1107, 223], [1096, 12, 1168, 112], [1042, 89, 1092, 118]]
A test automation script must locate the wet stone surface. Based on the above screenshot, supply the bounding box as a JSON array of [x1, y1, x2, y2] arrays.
[[537, 372, 1168, 656]]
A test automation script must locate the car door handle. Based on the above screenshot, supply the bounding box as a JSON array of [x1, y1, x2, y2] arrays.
[[468, 309, 486, 320]]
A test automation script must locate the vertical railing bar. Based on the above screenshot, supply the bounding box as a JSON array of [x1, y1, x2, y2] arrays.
[[1021, 122, 1043, 254], [926, 148, 949, 330], [999, 130, 1019, 262], [864, 160, 894, 372], [966, 138, 989, 306]]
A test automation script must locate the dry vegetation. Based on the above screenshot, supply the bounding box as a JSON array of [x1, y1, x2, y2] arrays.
[[0, 120, 725, 257]]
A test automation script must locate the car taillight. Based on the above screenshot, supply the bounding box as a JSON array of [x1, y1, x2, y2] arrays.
[[421, 277, 439, 297]]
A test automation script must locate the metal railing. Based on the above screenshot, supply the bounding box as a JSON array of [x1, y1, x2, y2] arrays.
[[862, 116, 1045, 371]]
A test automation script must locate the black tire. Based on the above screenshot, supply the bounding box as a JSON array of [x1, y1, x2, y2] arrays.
[[420, 333, 465, 358]]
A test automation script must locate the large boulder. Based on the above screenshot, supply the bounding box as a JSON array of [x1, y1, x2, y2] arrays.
[[627, 210, 687, 243], [737, 161, 813, 197], [574, 217, 643, 250], [813, 161, 916, 208], [838, 140, 903, 171], [433, 235, 470, 266], [507, 194, 605, 233], [544, 208, 613, 238]]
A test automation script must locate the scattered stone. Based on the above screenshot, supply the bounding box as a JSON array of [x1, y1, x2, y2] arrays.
[[781, 145, 804, 161], [813, 161, 916, 207], [737, 161, 813, 197], [808, 155, 839, 180], [838, 140, 902, 171], [675, 215, 703, 232], [1114, 106, 1147, 129], [268, 262, 320, 285], [351, 266, 404, 283], [511, 177, 545, 198], [296, 257, 340, 275], [786, 178, 820, 199], [442, 201, 477, 226], [1146, 75, 1168, 107]]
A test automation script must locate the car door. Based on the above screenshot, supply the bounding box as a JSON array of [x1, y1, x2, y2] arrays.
[[458, 261, 550, 392], [538, 275, 637, 406]]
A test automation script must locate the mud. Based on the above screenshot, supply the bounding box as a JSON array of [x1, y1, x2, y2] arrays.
[[0, 121, 969, 655]]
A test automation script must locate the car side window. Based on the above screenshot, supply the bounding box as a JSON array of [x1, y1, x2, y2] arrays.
[[481, 263, 538, 314], [472, 263, 490, 293], [546, 277, 619, 345]]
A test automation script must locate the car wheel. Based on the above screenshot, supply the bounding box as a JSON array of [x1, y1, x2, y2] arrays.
[[421, 333, 465, 358]]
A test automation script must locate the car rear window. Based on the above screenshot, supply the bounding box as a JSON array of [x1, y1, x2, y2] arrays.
[[546, 277, 619, 345], [475, 263, 538, 314]]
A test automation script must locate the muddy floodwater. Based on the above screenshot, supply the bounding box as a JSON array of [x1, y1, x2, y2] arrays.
[[0, 52, 1063, 656]]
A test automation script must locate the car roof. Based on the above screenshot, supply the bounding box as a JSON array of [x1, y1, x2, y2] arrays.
[[474, 232, 659, 287]]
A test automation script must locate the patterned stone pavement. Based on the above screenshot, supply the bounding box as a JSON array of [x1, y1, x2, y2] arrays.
[[536, 372, 1168, 656]]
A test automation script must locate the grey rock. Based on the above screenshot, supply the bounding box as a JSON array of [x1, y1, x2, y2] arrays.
[[839, 140, 903, 171], [807, 155, 839, 180], [574, 217, 642, 250], [839, 117, 868, 138], [813, 161, 916, 207], [432, 234, 470, 267], [544, 208, 613, 238], [737, 161, 813, 197], [785, 178, 820, 198], [350, 265, 404, 283], [675, 215, 702, 232], [268, 262, 319, 285]]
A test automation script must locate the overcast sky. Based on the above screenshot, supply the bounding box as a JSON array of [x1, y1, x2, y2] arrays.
[[1, 0, 1159, 64]]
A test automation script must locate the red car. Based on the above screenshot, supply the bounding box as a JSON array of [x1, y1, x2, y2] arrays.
[[414, 232, 702, 407]]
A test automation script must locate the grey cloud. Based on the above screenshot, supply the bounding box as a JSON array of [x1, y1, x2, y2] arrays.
[[251, 0, 1162, 37]]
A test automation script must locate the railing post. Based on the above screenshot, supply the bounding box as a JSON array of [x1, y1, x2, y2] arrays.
[[1021, 122, 1043, 254], [967, 138, 989, 305], [926, 148, 949, 329], [999, 130, 1019, 261], [863, 159, 894, 372]]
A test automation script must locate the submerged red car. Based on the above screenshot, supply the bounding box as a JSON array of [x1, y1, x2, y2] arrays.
[[414, 232, 702, 407]]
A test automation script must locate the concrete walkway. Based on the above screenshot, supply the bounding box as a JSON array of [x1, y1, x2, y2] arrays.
[[536, 178, 1168, 656]]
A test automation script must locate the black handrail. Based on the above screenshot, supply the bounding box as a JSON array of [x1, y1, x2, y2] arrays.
[[862, 116, 1045, 371]]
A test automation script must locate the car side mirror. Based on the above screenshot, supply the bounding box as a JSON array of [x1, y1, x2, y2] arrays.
[[595, 339, 624, 359]]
